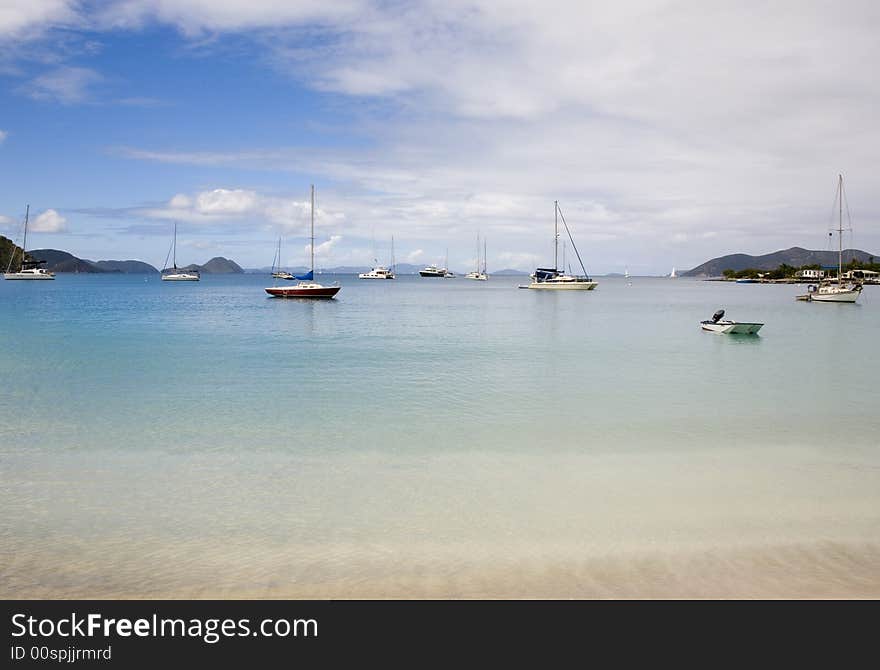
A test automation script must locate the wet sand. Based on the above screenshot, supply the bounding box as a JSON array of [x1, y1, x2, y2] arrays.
[[4, 540, 878, 599]]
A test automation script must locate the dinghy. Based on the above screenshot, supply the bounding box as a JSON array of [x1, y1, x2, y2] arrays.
[[700, 309, 763, 335]]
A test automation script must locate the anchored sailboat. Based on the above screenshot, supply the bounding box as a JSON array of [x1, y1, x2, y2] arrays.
[[465, 235, 489, 281], [524, 201, 597, 290], [161, 223, 200, 281], [3, 205, 55, 280], [265, 185, 341, 299], [796, 174, 863, 303], [271, 238, 294, 280]]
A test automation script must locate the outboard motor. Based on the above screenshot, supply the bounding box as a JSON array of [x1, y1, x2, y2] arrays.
[[711, 309, 725, 323]]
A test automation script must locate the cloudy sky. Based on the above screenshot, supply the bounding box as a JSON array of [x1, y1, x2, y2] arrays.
[[1, 1, 878, 273]]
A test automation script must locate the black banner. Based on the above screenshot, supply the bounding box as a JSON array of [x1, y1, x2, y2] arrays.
[[1, 600, 873, 666]]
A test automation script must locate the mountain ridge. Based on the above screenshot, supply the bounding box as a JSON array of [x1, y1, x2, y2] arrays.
[[684, 247, 878, 277]]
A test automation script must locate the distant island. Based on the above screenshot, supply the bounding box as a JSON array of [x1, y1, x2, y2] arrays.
[[684, 247, 877, 278], [14, 248, 245, 274], [178, 257, 244, 274]]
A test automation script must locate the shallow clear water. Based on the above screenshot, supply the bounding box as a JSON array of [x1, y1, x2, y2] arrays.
[[2, 275, 879, 597]]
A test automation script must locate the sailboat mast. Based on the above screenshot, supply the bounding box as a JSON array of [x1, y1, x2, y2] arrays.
[[21, 205, 29, 271], [310, 184, 315, 275], [172, 222, 177, 269], [475, 233, 480, 273], [838, 174, 843, 282], [483, 238, 487, 274], [554, 200, 559, 271], [391, 235, 395, 273]]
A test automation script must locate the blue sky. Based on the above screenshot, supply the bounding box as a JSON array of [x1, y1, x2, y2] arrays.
[[2, 1, 879, 273]]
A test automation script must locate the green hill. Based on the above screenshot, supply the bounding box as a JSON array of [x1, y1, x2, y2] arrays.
[[684, 247, 877, 277]]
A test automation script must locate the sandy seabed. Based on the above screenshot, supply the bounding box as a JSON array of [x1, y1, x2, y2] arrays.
[[3, 540, 879, 599]]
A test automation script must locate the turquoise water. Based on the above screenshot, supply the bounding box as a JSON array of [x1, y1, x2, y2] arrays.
[[2, 275, 879, 597]]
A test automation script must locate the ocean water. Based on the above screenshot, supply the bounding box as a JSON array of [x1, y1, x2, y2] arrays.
[[2, 274, 879, 597]]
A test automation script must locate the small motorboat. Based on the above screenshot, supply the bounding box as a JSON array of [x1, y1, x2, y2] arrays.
[[700, 309, 763, 335]]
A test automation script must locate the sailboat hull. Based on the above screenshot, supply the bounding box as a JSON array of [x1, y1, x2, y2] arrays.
[[161, 273, 200, 281], [3, 272, 54, 280], [527, 280, 597, 290], [803, 289, 861, 303], [265, 284, 340, 298]]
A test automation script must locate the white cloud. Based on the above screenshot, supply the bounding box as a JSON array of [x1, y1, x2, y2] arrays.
[[28, 66, 103, 104], [0, 0, 79, 40], [0, 129, 7, 143], [168, 193, 191, 209], [31, 208, 68, 232], [6, 2, 880, 271], [308, 234, 342, 259], [194, 188, 258, 215], [404, 249, 423, 264]]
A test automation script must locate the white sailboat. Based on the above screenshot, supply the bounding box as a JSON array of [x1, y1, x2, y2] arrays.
[[669, 267, 677, 279], [161, 223, 200, 281], [265, 185, 341, 298], [3, 205, 55, 280], [465, 234, 488, 281], [271, 238, 294, 280], [796, 174, 863, 303], [524, 200, 597, 290], [359, 236, 396, 279], [443, 249, 455, 278]]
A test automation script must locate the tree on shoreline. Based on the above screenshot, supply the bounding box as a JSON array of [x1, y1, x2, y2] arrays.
[[723, 258, 880, 279]]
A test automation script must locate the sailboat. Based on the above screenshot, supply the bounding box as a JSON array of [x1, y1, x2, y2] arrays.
[[3, 205, 55, 280], [161, 223, 200, 281], [796, 174, 863, 303], [359, 236, 396, 279], [525, 201, 597, 290], [464, 235, 489, 281], [669, 267, 677, 279], [271, 238, 294, 280], [265, 185, 341, 298]]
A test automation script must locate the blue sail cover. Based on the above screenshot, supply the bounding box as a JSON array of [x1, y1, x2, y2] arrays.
[[294, 270, 314, 281], [533, 268, 560, 281]]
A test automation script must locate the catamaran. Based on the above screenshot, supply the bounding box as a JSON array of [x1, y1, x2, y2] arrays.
[[161, 223, 200, 281], [3, 205, 55, 280], [796, 174, 863, 303], [265, 185, 341, 298], [524, 201, 597, 290], [464, 235, 488, 281]]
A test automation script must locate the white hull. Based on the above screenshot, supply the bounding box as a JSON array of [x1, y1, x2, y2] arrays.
[[359, 267, 395, 279], [802, 288, 861, 303], [527, 280, 597, 290], [464, 272, 488, 281], [161, 273, 200, 281], [701, 321, 763, 334], [3, 271, 54, 280]]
